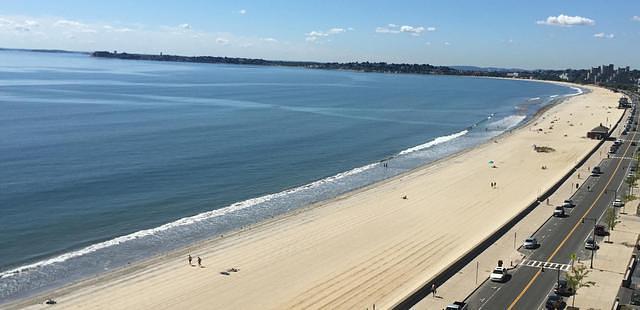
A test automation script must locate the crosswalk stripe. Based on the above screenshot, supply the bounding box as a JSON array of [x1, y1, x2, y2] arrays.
[[520, 259, 571, 271]]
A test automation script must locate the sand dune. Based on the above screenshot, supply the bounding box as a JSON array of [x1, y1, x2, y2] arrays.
[[11, 83, 622, 310]]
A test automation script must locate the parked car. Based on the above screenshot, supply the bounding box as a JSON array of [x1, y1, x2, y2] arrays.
[[523, 237, 539, 249], [615, 139, 623, 145], [490, 267, 509, 282], [585, 238, 599, 250], [591, 166, 602, 176], [595, 225, 608, 236], [445, 301, 468, 310], [553, 206, 565, 217], [613, 199, 624, 207], [562, 199, 575, 208], [554, 279, 575, 296], [633, 141, 638, 146], [545, 294, 567, 309]]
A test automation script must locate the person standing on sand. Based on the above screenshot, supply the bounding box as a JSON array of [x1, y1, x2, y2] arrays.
[[188, 254, 192, 266], [431, 283, 437, 297], [197, 256, 202, 267]]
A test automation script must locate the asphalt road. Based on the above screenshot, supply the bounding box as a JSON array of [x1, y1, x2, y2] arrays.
[[466, 105, 638, 309]]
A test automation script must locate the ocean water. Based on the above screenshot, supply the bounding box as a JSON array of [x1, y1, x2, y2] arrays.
[[0, 50, 577, 301]]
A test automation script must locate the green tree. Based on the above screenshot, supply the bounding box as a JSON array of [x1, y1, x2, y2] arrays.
[[569, 253, 577, 268], [604, 208, 620, 242], [566, 262, 596, 307]]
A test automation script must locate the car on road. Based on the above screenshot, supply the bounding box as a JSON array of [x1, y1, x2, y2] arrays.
[[591, 166, 602, 176], [562, 199, 575, 208], [613, 199, 624, 207], [554, 279, 575, 296], [633, 141, 638, 146], [595, 224, 608, 236], [545, 294, 567, 309], [490, 267, 509, 282], [553, 206, 565, 217], [445, 301, 468, 310], [585, 238, 599, 250], [523, 237, 539, 249]]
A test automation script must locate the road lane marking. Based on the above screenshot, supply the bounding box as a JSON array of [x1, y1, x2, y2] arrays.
[[507, 116, 638, 309], [521, 259, 571, 271]]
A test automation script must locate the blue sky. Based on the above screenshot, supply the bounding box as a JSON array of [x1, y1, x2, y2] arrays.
[[1, 0, 639, 69]]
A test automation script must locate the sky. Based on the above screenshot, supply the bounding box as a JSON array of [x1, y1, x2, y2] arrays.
[[0, 0, 639, 69]]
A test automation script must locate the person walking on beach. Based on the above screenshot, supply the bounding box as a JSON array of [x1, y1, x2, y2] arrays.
[[431, 283, 437, 297], [197, 256, 202, 267], [188, 254, 192, 266]]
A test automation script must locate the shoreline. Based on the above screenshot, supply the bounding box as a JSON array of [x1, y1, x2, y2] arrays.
[[2, 81, 609, 310]]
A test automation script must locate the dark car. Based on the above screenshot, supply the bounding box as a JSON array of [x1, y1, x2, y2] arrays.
[[545, 294, 567, 309], [595, 225, 608, 236], [554, 280, 574, 296]]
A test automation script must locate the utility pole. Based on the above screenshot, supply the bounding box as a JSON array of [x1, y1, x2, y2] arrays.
[[582, 217, 597, 268]]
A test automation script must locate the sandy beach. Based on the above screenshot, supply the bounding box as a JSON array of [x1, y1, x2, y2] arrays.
[[7, 83, 623, 310]]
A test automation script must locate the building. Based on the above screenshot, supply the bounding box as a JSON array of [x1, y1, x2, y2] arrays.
[[619, 97, 631, 109], [587, 124, 610, 140]]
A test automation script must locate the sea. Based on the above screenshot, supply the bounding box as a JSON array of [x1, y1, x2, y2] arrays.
[[0, 50, 578, 302]]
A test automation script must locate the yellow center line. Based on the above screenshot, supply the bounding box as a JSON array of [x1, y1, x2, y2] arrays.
[[507, 122, 636, 309]]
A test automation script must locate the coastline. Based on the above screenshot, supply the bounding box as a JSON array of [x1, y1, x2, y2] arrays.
[[2, 81, 617, 310]]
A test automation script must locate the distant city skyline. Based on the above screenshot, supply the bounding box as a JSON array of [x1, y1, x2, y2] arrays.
[[1, 0, 639, 69]]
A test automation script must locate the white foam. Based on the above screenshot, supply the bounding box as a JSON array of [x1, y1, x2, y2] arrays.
[[0, 161, 378, 279], [528, 97, 541, 101], [487, 115, 526, 130], [550, 95, 559, 98], [566, 87, 583, 97], [398, 130, 469, 156]]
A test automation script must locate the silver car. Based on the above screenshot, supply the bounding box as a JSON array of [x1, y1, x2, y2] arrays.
[[523, 237, 539, 249]]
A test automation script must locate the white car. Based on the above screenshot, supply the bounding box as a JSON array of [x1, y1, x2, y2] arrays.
[[613, 199, 624, 207], [523, 237, 539, 249], [553, 206, 565, 217], [490, 267, 509, 282]]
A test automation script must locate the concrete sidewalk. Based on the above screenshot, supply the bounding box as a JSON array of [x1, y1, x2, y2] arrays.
[[412, 118, 629, 309], [571, 212, 640, 309]]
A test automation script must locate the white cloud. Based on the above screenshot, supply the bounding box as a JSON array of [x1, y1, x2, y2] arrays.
[[260, 37, 278, 43], [54, 19, 86, 28], [400, 25, 425, 36], [239, 9, 247, 15], [307, 30, 328, 37], [444, 42, 451, 46], [305, 27, 349, 42], [633, 16, 640, 21], [0, 17, 41, 32], [215, 37, 229, 45], [536, 14, 595, 27], [376, 24, 434, 36], [178, 23, 191, 29], [594, 32, 614, 39]]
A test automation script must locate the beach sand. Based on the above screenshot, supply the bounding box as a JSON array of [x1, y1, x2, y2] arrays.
[[9, 84, 623, 310]]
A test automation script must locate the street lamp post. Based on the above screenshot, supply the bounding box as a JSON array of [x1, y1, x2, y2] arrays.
[[582, 217, 597, 269]]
